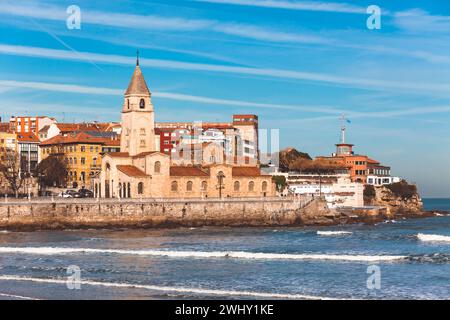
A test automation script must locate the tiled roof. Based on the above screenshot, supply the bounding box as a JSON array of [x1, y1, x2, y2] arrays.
[[108, 152, 130, 157], [40, 132, 120, 146], [0, 123, 10, 133], [56, 122, 116, 133], [117, 165, 149, 177], [17, 133, 40, 143], [170, 166, 209, 177], [367, 158, 380, 164], [232, 166, 263, 177], [125, 65, 150, 95], [39, 125, 50, 133]]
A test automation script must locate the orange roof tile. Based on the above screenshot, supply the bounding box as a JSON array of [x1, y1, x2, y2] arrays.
[[108, 152, 129, 157], [40, 132, 120, 146], [117, 165, 149, 177], [170, 166, 209, 177], [232, 166, 263, 177], [17, 133, 40, 143]]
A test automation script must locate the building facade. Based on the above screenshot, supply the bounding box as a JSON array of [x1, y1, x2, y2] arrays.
[[96, 60, 274, 199], [40, 132, 120, 189]]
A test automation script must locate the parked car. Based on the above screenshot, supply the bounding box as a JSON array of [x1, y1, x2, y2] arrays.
[[59, 190, 81, 198], [78, 189, 94, 198]]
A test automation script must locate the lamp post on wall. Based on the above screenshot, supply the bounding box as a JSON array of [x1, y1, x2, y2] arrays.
[[216, 171, 225, 199]]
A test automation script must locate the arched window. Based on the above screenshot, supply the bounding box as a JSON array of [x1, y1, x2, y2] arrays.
[[127, 183, 131, 198], [138, 182, 144, 194], [201, 181, 207, 191], [186, 181, 193, 191], [234, 181, 240, 191], [139, 99, 145, 109], [262, 181, 268, 192], [154, 161, 161, 173], [248, 181, 255, 192], [127, 99, 130, 109], [171, 181, 178, 192]]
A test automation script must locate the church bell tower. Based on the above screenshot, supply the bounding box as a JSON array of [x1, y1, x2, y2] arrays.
[[120, 51, 155, 156]]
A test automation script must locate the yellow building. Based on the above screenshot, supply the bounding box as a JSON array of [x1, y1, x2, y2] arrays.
[[0, 131, 19, 194], [40, 132, 120, 189]]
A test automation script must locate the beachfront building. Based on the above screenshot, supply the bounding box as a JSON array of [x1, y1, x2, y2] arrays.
[[317, 117, 400, 185], [96, 59, 274, 199], [40, 132, 120, 189]]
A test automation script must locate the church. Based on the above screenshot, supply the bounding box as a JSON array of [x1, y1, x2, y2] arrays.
[[95, 58, 275, 199]]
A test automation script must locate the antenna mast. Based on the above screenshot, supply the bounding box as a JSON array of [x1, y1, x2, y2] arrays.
[[340, 114, 346, 144]]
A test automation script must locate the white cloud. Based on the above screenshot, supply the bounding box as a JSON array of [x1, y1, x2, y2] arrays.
[[2, 44, 450, 96], [0, 2, 212, 31], [214, 23, 328, 44], [394, 9, 450, 33], [0, 2, 327, 45], [3, 79, 450, 120], [194, 0, 366, 14]]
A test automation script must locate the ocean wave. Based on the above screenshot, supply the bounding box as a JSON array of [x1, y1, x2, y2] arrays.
[[317, 231, 352, 236], [0, 292, 40, 300], [417, 233, 450, 243], [0, 275, 334, 300], [0, 246, 406, 262]]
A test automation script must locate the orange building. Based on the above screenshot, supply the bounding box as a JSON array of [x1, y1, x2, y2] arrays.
[[317, 120, 391, 183]]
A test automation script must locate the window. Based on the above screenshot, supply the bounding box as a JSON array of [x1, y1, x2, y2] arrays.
[[234, 181, 240, 191], [90, 146, 94, 153], [139, 99, 145, 109], [127, 99, 130, 109], [171, 181, 178, 192], [187, 181, 193, 191], [81, 146, 85, 152], [201, 181, 207, 191], [138, 182, 144, 194], [248, 181, 255, 192], [140, 140, 146, 147], [262, 181, 268, 192], [81, 157, 86, 165], [140, 128, 146, 135], [154, 161, 161, 173]]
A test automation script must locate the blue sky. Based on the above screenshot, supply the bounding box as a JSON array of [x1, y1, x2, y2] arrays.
[[0, 0, 449, 197]]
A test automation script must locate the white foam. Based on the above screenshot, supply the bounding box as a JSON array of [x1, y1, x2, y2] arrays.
[[0, 231, 9, 233], [417, 233, 450, 243], [317, 231, 352, 236], [0, 275, 333, 300], [0, 292, 40, 300], [0, 246, 406, 262]]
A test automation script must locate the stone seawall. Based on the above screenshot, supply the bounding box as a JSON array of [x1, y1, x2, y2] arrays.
[[0, 197, 434, 231], [0, 198, 331, 231]]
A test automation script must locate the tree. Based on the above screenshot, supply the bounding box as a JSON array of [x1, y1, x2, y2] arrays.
[[289, 158, 348, 173], [37, 155, 68, 188], [0, 148, 24, 197]]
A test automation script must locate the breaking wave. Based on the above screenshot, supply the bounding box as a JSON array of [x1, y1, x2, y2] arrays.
[[0, 275, 333, 300], [317, 231, 352, 236], [417, 233, 450, 243], [0, 246, 406, 262], [0, 292, 39, 300]]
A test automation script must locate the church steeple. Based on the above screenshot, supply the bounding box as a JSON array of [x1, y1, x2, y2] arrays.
[[121, 56, 155, 156], [125, 50, 150, 96]]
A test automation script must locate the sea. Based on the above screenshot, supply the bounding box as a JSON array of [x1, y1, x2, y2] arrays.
[[0, 198, 448, 300]]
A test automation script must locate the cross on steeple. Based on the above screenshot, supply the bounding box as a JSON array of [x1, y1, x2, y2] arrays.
[[136, 49, 140, 66]]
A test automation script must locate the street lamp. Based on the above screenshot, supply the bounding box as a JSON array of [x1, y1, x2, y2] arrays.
[[216, 171, 225, 199]]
